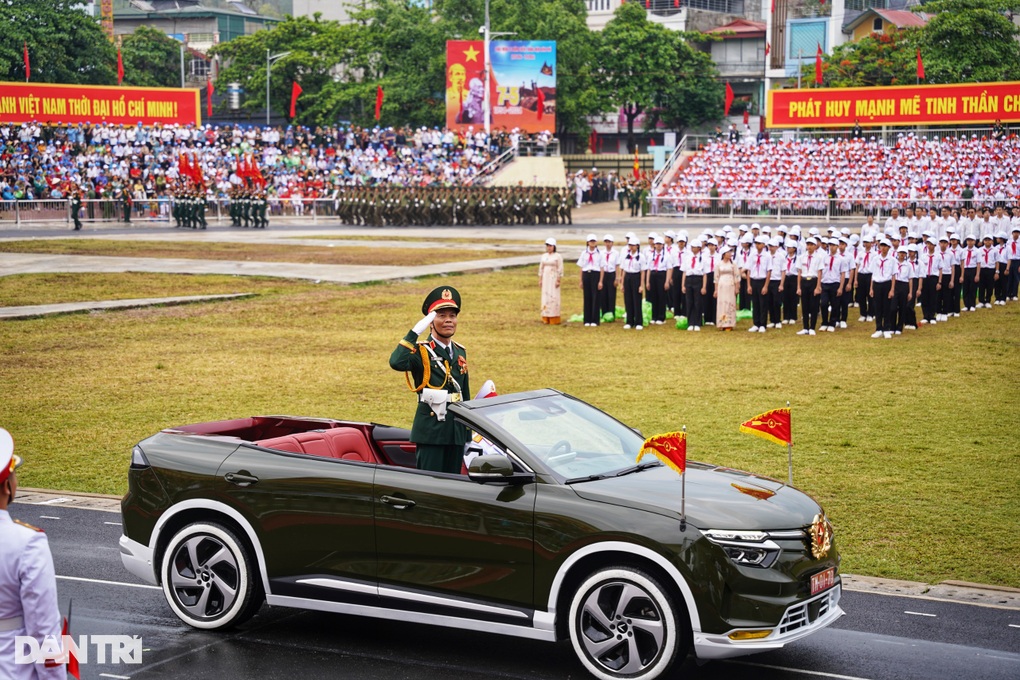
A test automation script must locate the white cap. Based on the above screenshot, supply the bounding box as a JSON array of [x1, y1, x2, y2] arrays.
[[647, 232, 658, 240], [473, 379, 498, 400], [769, 236, 782, 247], [586, 233, 598, 242], [762, 226, 772, 233], [840, 227, 851, 235], [879, 238, 892, 247], [849, 234, 860, 244], [603, 234, 615, 242], [719, 246, 732, 255], [805, 237, 818, 245], [545, 238, 557, 246], [784, 238, 798, 249], [896, 246, 909, 254], [664, 230, 676, 240], [809, 227, 820, 236], [750, 222, 761, 230], [628, 236, 640, 246], [754, 235, 768, 245], [676, 230, 689, 241], [653, 236, 664, 245]]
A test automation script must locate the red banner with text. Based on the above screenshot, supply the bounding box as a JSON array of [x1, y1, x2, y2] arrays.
[[0, 82, 202, 126], [767, 82, 1020, 128]]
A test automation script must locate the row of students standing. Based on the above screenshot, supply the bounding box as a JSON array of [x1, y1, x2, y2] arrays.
[[573, 223, 1020, 336]]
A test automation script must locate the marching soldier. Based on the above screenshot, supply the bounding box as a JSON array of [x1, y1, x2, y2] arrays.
[[389, 287, 470, 474], [70, 191, 83, 231]]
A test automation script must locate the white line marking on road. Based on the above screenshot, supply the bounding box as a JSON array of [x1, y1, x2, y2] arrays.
[[39, 515, 61, 520], [1009, 624, 1020, 628], [904, 610, 937, 617], [870, 639, 909, 646], [724, 659, 874, 679], [99, 674, 132, 679], [103, 521, 122, 525], [56, 575, 160, 591], [36, 498, 69, 505]]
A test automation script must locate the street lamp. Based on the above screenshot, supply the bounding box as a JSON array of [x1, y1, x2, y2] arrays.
[[480, 0, 516, 137], [266, 49, 291, 125]]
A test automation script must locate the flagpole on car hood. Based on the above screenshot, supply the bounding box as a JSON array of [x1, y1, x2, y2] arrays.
[[786, 401, 793, 486], [680, 425, 687, 532]]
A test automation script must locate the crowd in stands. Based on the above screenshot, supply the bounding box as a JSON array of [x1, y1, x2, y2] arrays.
[[659, 133, 1020, 213], [0, 121, 552, 212]]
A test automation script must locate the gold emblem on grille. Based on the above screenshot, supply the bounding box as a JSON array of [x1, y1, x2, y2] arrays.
[[809, 513, 832, 559]]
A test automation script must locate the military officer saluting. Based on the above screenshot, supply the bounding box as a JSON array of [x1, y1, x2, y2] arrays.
[[0, 428, 65, 680], [389, 287, 471, 474]]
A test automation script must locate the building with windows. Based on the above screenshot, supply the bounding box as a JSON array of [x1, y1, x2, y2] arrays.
[[112, 0, 278, 82]]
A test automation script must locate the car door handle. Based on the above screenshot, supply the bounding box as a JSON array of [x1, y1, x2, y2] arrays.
[[380, 495, 416, 510], [224, 471, 259, 487]]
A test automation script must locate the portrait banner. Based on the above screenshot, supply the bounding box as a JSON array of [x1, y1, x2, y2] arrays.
[[767, 81, 1020, 128], [0, 82, 202, 126], [445, 40, 556, 133]]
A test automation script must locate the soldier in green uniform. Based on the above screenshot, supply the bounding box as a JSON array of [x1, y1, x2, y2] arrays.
[[196, 191, 207, 229], [389, 286, 470, 474], [70, 191, 83, 231]]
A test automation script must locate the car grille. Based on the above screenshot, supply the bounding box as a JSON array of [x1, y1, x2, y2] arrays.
[[777, 584, 841, 635]]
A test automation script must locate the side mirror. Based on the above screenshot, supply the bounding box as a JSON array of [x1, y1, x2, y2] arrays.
[[468, 455, 533, 485]]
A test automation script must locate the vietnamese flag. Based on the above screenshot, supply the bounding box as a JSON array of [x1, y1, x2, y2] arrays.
[[289, 80, 302, 119], [632, 147, 640, 178], [23, 43, 30, 82], [916, 48, 925, 80], [536, 86, 545, 121], [117, 47, 124, 85], [739, 408, 792, 446], [636, 432, 687, 475], [374, 84, 384, 121], [207, 77, 214, 119], [724, 82, 734, 116], [179, 152, 190, 179], [815, 43, 823, 86]]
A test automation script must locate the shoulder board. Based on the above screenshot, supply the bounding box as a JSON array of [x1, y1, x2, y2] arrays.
[[13, 519, 44, 533], [453, 341, 466, 350]]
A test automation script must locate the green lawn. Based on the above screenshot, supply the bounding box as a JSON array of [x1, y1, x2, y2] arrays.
[[1, 266, 1017, 588]]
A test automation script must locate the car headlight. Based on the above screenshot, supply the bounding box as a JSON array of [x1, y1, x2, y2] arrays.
[[703, 529, 781, 568]]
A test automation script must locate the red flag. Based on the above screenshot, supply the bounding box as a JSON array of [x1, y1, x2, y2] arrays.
[[743, 108, 749, 125], [636, 432, 687, 475], [916, 48, 925, 80], [739, 408, 792, 446], [179, 153, 190, 179], [632, 147, 640, 178], [117, 47, 124, 85], [289, 81, 302, 119], [207, 77, 214, 119], [536, 87, 544, 121], [815, 43, 823, 86], [374, 84, 384, 121], [51, 605, 80, 679], [724, 81, 734, 117], [645, 0, 650, 7], [765, 42, 771, 57], [674, 0, 680, 6], [189, 153, 203, 185], [771, 0, 775, 12], [23, 43, 30, 82]]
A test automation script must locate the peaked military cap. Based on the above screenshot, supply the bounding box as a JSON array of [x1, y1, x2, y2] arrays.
[[422, 286, 461, 315]]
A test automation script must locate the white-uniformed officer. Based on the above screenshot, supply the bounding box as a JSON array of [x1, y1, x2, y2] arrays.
[[0, 428, 65, 680]]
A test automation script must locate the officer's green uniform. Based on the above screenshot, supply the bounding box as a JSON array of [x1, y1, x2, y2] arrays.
[[388, 286, 470, 474]]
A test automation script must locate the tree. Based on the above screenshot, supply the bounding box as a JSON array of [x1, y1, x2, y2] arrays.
[[600, 3, 721, 147], [210, 14, 362, 124], [120, 25, 186, 89], [0, 1, 115, 85], [916, 0, 1020, 83], [805, 29, 921, 87], [803, 0, 1020, 87], [651, 35, 724, 137]]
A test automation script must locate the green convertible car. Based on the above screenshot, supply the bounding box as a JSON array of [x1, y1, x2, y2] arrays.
[[120, 389, 842, 680]]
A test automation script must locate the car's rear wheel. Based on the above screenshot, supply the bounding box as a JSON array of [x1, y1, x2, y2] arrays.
[[160, 522, 262, 630], [568, 567, 689, 680]]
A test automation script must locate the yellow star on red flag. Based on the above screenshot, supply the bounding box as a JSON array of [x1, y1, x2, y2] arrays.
[[463, 45, 480, 62]]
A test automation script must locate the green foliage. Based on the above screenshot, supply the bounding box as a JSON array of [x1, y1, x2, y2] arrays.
[[120, 26, 184, 89], [0, 1, 116, 85], [601, 4, 722, 143], [805, 0, 1020, 87], [916, 0, 1020, 83], [808, 29, 921, 87]]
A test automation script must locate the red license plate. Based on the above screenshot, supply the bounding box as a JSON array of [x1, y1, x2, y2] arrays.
[[810, 567, 836, 595]]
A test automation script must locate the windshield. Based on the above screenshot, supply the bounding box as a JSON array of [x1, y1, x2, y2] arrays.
[[477, 394, 649, 480]]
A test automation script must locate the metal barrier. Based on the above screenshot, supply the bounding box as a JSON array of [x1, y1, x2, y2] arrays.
[[517, 139, 560, 157], [0, 200, 72, 226], [687, 126, 1011, 148], [652, 135, 688, 193], [649, 196, 987, 222]]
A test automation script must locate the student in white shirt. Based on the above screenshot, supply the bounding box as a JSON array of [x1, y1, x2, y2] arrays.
[[598, 235, 620, 320], [767, 237, 785, 329], [918, 239, 944, 324], [681, 240, 707, 331], [577, 235, 602, 326], [777, 239, 800, 326], [616, 237, 647, 329], [869, 239, 896, 338], [745, 236, 772, 332], [795, 238, 823, 336]]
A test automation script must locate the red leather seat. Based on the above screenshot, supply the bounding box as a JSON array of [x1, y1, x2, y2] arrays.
[[254, 428, 378, 463]]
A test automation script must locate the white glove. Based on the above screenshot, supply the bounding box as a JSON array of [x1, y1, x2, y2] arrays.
[[412, 311, 436, 335]]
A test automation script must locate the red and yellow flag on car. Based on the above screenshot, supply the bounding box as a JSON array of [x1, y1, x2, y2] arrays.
[[636, 431, 686, 475], [739, 408, 792, 446]]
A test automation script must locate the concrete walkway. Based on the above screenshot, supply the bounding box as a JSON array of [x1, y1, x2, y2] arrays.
[[0, 293, 254, 320]]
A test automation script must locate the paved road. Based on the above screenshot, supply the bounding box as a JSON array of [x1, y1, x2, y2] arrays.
[[9, 501, 1018, 680]]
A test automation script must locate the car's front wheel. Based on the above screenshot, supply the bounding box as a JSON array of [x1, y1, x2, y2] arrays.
[[568, 567, 689, 680], [160, 522, 263, 630]]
